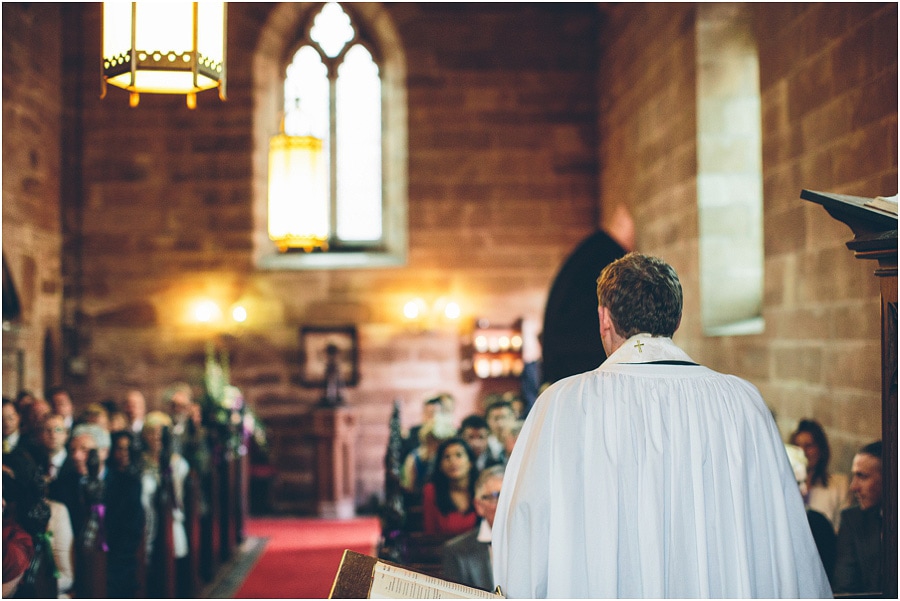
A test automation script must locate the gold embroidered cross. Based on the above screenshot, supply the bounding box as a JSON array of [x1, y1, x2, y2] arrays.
[[634, 340, 645, 353]]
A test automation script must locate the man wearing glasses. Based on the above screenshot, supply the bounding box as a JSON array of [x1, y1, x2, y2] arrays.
[[39, 414, 69, 481], [441, 465, 505, 591]]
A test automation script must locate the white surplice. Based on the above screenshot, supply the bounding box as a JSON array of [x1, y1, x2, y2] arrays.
[[492, 335, 832, 598]]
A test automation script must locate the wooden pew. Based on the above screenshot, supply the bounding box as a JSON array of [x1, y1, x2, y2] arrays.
[[63, 421, 253, 599], [200, 447, 222, 582], [219, 438, 236, 563], [134, 530, 147, 598], [235, 433, 248, 545], [184, 467, 203, 597], [402, 531, 453, 580], [75, 542, 107, 598]]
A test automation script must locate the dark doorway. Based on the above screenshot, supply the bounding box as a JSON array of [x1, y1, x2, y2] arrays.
[[541, 230, 625, 384]]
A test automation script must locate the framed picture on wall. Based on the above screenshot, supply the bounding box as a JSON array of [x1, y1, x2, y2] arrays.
[[299, 325, 359, 388]]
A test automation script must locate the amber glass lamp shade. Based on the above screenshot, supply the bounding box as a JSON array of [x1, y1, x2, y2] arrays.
[[267, 134, 330, 253], [101, 2, 227, 109]]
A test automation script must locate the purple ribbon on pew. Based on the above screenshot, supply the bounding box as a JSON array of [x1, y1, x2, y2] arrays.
[[91, 503, 109, 552]]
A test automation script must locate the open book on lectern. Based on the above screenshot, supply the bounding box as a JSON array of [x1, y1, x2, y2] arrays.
[[329, 549, 505, 599]]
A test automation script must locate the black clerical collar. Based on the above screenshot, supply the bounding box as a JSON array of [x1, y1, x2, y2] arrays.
[[621, 360, 699, 366]]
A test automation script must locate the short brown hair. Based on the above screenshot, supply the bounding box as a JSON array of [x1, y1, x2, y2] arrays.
[[596, 252, 682, 338]]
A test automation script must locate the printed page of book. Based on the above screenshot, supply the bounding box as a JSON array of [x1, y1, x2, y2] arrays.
[[865, 194, 899, 215], [369, 562, 503, 599]]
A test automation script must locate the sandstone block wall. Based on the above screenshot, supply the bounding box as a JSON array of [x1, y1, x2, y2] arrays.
[[49, 3, 600, 509], [596, 3, 896, 472], [2, 3, 895, 510], [1, 3, 64, 397]]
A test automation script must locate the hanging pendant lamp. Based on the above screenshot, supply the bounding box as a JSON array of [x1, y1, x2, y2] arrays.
[[267, 131, 330, 253], [101, 2, 227, 109]]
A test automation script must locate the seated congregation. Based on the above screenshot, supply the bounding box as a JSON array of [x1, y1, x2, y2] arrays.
[[4, 383, 882, 598], [2, 386, 249, 599], [379, 392, 883, 597], [380, 392, 524, 591]]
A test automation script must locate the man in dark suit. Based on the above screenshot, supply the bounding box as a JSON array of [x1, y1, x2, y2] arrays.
[[483, 400, 514, 467], [441, 465, 504, 591], [833, 441, 882, 594]]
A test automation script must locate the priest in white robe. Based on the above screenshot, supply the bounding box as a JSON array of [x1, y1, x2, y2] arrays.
[[492, 252, 832, 598]]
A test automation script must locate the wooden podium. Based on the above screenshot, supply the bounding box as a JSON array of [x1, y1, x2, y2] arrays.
[[313, 406, 358, 519], [801, 189, 897, 598]]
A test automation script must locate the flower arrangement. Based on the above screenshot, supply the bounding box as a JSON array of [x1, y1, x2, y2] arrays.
[[202, 343, 267, 454]]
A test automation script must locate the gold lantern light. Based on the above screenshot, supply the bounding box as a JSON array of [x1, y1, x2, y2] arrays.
[[101, 2, 227, 109], [267, 131, 330, 253]]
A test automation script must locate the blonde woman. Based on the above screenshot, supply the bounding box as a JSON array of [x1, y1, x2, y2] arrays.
[[140, 410, 190, 597]]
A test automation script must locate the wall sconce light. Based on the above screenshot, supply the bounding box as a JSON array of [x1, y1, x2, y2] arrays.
[[402, 296, 463, 332], [188, 298, 250, 329], [403, 298, 427, 321], [190, 298, 223, 324], [101, 2, 227, 109], [231, 304, 248, 323], [443, 301, 461, 320]]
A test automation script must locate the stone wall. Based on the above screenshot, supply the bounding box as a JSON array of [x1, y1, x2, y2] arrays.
[[596, 3, 897, 472], [51, 3, 600, 510], [1, 3, 64, 397], [2, 2, 895, 511]]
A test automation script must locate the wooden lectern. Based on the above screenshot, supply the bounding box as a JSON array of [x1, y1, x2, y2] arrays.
[[313, 406, 358, 519], [801, 189, 897, 598]]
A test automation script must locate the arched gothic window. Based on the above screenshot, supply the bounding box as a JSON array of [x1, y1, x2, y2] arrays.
[[260, 2, 406, 269]]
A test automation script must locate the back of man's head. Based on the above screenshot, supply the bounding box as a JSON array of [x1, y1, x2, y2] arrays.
[[596, 252, 683, 338]]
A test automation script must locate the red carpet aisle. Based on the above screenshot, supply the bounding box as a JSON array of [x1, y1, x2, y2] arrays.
[[234, 517, 381, 599]]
